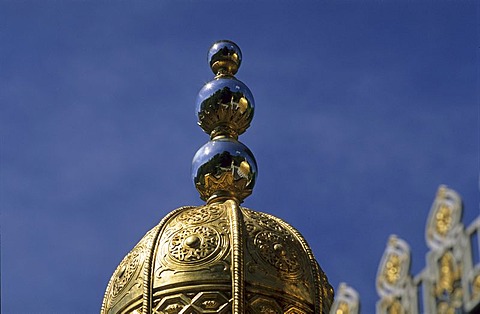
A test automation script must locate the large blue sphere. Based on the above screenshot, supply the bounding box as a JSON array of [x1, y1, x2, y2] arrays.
[[192, 138, 257, 202], [196, 76, 255, 137]]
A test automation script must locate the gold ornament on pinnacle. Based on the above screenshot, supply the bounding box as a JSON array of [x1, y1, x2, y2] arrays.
[[102, 40, 334, 314], [193, 41, 257, 204]]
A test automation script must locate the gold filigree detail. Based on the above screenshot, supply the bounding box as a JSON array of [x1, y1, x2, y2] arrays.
[[435, 205, 453, 236], [249, 297, 283, 314], [243, 207, 329, 311], [434, 251, 463, 312], [197, 88, 253, 138], [387, 299, 404, 314], [245, 212, 305, 278], [384, 253, 401, 285], [243, 209, 288, 235], [285, 307, 307, 314], [176, 204, 225, 225], [436, 253, 458, 295], [164, 303, 184, 313], [320, 266, 335, 312], [202, 300, 218, 309], [168, 226, 220, 264], [254, 231, 303, 277], [103, 237, 147, 311], [426, 186, 463, 250], [155, 205, 231, 281], [197, 171, 252, 202], [227, 200, 245, 313], [112, 248, 140, 297], [152, 291, 230, 314], [376, 235, 411, 302]]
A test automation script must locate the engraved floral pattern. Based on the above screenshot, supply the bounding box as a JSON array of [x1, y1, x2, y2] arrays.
[[176, 204, 225, 225], [155, 205, 231, 276], [255, 231, 302, 275], [152, 291, 231, 314], [111, 245, 143, 298], [242, 209, 287, 234], [243, 208, 306, 281], [168, 226, 220, 264], [103, 228, 154, 311]]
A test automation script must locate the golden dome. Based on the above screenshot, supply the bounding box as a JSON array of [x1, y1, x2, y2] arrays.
[[101, 41, 333, 314], [101, 201, 333, 313]]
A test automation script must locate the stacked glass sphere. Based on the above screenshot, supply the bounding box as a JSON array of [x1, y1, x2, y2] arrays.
[[192, 40, 257, 203]]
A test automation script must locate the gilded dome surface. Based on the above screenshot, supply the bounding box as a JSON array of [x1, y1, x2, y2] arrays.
[[101, 201, 333, 314]]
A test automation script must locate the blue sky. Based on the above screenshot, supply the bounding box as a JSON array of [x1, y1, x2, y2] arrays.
[[1, 2, 478, 313]]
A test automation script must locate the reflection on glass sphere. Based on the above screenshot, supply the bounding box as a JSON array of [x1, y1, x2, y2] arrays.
[[192, 138, 257, 202], [196, 76, 254, 137], [208, 40, 242, 75]]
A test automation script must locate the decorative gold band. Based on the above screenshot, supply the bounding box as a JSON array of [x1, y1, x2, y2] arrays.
[[226, 199, 245, 313]]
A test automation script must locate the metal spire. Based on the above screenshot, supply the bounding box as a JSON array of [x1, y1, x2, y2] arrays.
[[192, 40, 257, 204]]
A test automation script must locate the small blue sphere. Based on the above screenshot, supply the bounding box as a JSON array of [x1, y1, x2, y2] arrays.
[[208, 40, 242, 75]]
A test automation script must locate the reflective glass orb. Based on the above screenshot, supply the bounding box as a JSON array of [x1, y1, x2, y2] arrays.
[[208, 40, 242, 75], [192, 138, 257, 202], [196, 76, 254, 137]]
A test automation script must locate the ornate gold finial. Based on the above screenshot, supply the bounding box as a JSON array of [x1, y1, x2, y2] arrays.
[[102, 40, 333, 314], [192, 40, 257, 204]]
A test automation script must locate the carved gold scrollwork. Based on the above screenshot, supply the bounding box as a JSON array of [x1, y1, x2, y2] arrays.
[[152, 291, 230, 314], [202, 300, 217, 309], [243, 209, 306, 281], [376, 235, 411, 298], [284, 306, 307, 314], [243, 209, 288, 235], [427, 250, 462, 314], [111, 245, 143, 299], [254, 231, 302, 277], [157, 205, 230, 272], [384, 254, 401, 285], [175, 204, 225, 225], [163, 303, 184, 313], [248, 296, 283, 314], [436, 253, 456, 295], [102, 227, 156, 312], [426, 186, 463, 250], [434, 251, 463, 312], [198, 171, 253, 202], [435, 205, 453, 236], [168, 226, 220, 264]]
